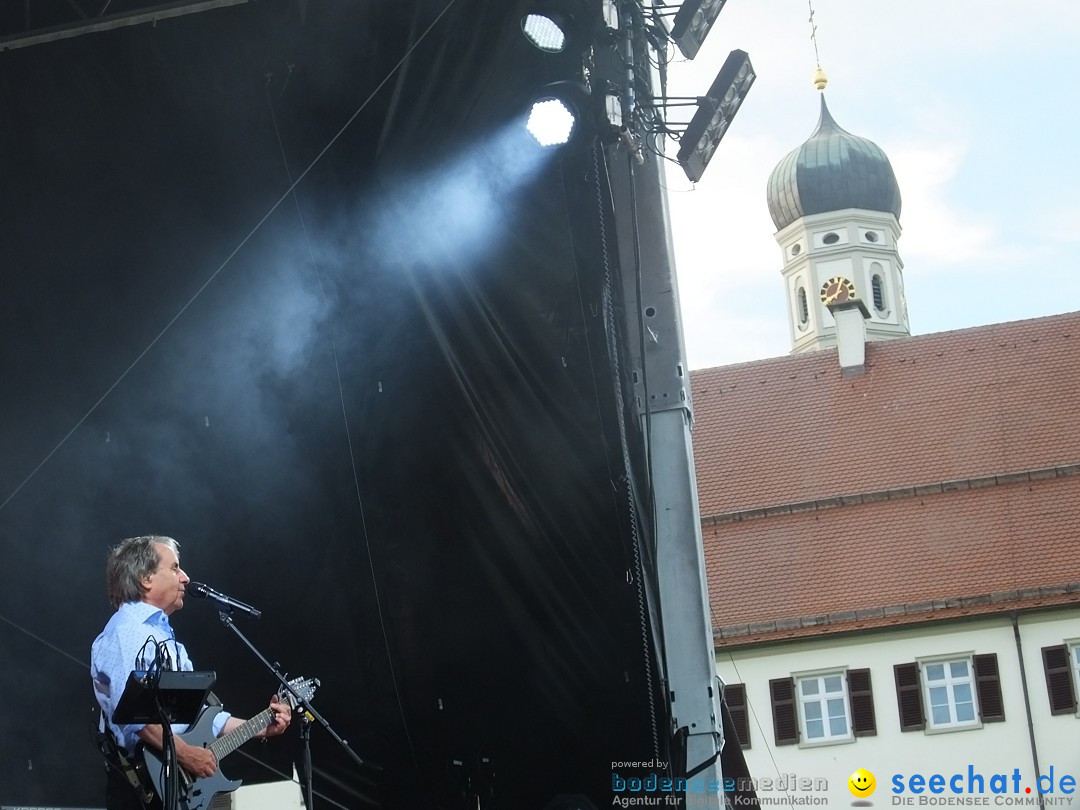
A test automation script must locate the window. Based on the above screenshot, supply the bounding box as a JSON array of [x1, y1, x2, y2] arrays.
[[871, 274, 886, 312], [797, 287, 809, 327], [894, 654, 1004, 732], [723, 683, 751, 749], [822, 232, 840, 245], [769, 669, 875, 746], [1041, 644, 1079, 715], [925, 660, 977, 728], [799, 673, 851, 742]]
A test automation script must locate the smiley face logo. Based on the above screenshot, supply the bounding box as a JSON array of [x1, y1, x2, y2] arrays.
[[848, 768, 876, 797]]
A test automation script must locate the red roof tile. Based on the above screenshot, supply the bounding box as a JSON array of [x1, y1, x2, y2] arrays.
[[689, 312, 1080, 643], [690, 311, 1080, 517], [703, 473, 1080, 644]]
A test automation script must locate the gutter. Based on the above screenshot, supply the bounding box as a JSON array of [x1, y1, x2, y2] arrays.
[[1011, 611, 1044, 810]]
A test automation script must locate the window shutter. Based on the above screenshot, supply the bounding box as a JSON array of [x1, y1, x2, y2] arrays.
[[848, 668, 876, 736], [724, 683, 751, 749], [973, 653, 1005, 722], [894, 662, 924, 731], [1042, 645, 1077, 715], [769, 677, 798, 746]]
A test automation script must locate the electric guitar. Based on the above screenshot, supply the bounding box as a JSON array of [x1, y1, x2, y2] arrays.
[[142, 676, 317, 810]]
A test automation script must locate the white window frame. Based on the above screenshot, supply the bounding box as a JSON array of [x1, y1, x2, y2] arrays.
[[920, 655, 980, 732], [793, 669, 853, 746]]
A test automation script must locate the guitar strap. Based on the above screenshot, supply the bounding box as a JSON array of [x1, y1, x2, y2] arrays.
[[94, 718, 156, 808]]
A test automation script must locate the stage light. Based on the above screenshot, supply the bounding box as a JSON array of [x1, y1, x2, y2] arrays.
[[670, 0, 729, 60], [519, 1, 595, 55], [525, 81, 592, 147], [522, 12, 568, 53], [528, 98, 576, 146], [676, 48, 755, 183]]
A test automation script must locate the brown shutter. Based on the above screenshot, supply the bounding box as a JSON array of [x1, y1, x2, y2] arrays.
[[973, 653, 1005, 722], [894, 662, 924, 731], [848, 668, 876, 736], [724, 683, 751, 749], [1042, 645, 1077, 715], [769, 677, 798, 745]]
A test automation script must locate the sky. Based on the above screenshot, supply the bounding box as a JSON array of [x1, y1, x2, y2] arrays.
[[663, 0, 1080, 370]]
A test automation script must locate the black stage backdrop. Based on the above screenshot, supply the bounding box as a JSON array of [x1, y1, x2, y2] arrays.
[[0, 1, 668, 808]]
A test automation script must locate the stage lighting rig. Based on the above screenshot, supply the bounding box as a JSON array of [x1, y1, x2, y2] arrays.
[[519, 0, 596, 55], [669, 0, 729, 59], [649, 0, 730, 60], [674, 48, 755, 182], [526, 81, 595, 147]]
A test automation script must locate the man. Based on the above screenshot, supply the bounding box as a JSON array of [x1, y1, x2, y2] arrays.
[[91, 535, 292, 810]]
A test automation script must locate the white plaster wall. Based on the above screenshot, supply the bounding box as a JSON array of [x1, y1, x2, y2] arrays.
[[715, 612, 1080, 807]]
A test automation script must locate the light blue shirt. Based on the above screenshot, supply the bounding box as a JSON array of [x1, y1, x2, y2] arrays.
[[91, 600, 230, 754]]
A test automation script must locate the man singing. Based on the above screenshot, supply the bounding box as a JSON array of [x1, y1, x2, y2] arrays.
[[91, 535, 291, 810]]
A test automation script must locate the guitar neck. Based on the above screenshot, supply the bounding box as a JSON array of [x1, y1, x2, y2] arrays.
[[207, 707, 273, 761]]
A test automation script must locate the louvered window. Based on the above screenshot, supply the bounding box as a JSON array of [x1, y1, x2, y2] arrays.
[[871, 275, 886, 311], [771, 669, 874, 746], [1042, 644, 1078, 715], [896, 654, 1003, 732], [769, 677, 798, 746], [848, 668, 877, 736], [724, 683, 751, 749], [894, 662, 925, 731], [974, 653, 1005, 722]]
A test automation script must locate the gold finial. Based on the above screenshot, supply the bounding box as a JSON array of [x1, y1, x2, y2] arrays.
[[808, 1, 827, 91], [813, 64, 828, 91]]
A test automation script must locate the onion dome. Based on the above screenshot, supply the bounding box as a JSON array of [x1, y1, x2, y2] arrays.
[[766, 95, 902, 231]]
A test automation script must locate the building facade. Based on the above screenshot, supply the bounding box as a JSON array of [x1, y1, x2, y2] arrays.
[[689, 88, 1080, 807]]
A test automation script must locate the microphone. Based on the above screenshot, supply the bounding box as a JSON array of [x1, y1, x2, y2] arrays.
[[187, 582, 262, 619]]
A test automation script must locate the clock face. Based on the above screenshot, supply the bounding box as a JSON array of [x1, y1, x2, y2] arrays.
[[820, 276, 856, 305]]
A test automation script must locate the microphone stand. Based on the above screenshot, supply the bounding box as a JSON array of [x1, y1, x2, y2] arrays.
[[215, 609, 372, 808]]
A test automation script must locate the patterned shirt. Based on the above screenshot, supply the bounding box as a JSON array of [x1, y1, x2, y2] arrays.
[[91, 600, 230, 753]]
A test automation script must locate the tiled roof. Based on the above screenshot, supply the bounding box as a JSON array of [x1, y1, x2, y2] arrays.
[[689, 311, 1080, 644], [690, 311, 1080, 517]]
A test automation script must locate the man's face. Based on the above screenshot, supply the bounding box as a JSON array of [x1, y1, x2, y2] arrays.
[[142, 543, 189, 615]]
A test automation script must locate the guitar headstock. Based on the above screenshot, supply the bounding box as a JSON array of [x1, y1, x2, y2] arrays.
[[280, 676, 319, 709]]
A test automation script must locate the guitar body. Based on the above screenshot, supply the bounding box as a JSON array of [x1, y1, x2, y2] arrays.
[[142, 706, 242, 810]]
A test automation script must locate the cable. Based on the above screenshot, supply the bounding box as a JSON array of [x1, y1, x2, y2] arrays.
[[591, 140, 663, 762], [0, 0, 460, 516], [724, 653, 799, 807], [0, 612, 87, 669]]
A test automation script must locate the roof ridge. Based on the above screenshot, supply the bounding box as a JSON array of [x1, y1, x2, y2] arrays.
[[701, 461, 1080, 525], [715, 582, 1080, 641], [688, 309, 1080, 375]]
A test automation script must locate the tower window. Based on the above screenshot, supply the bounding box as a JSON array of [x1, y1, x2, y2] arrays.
[[864, 231, 879, 243], [791, 243, 802, 257], [871, 275, 886, 312], [797, 287, 809, 327], [822, 232, 840, 245]]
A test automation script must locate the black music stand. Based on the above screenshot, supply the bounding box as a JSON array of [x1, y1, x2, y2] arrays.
[[113, 670, 216, 810], [113, 670, 216, 725]]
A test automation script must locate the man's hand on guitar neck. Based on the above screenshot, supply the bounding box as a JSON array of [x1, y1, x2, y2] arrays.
[[262, 696, 292, 738]]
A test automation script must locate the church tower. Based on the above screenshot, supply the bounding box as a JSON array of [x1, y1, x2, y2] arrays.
[[766, 76, 910, 354]]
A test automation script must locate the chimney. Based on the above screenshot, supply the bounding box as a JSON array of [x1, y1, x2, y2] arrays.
[[827, 299, 871, 376]]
